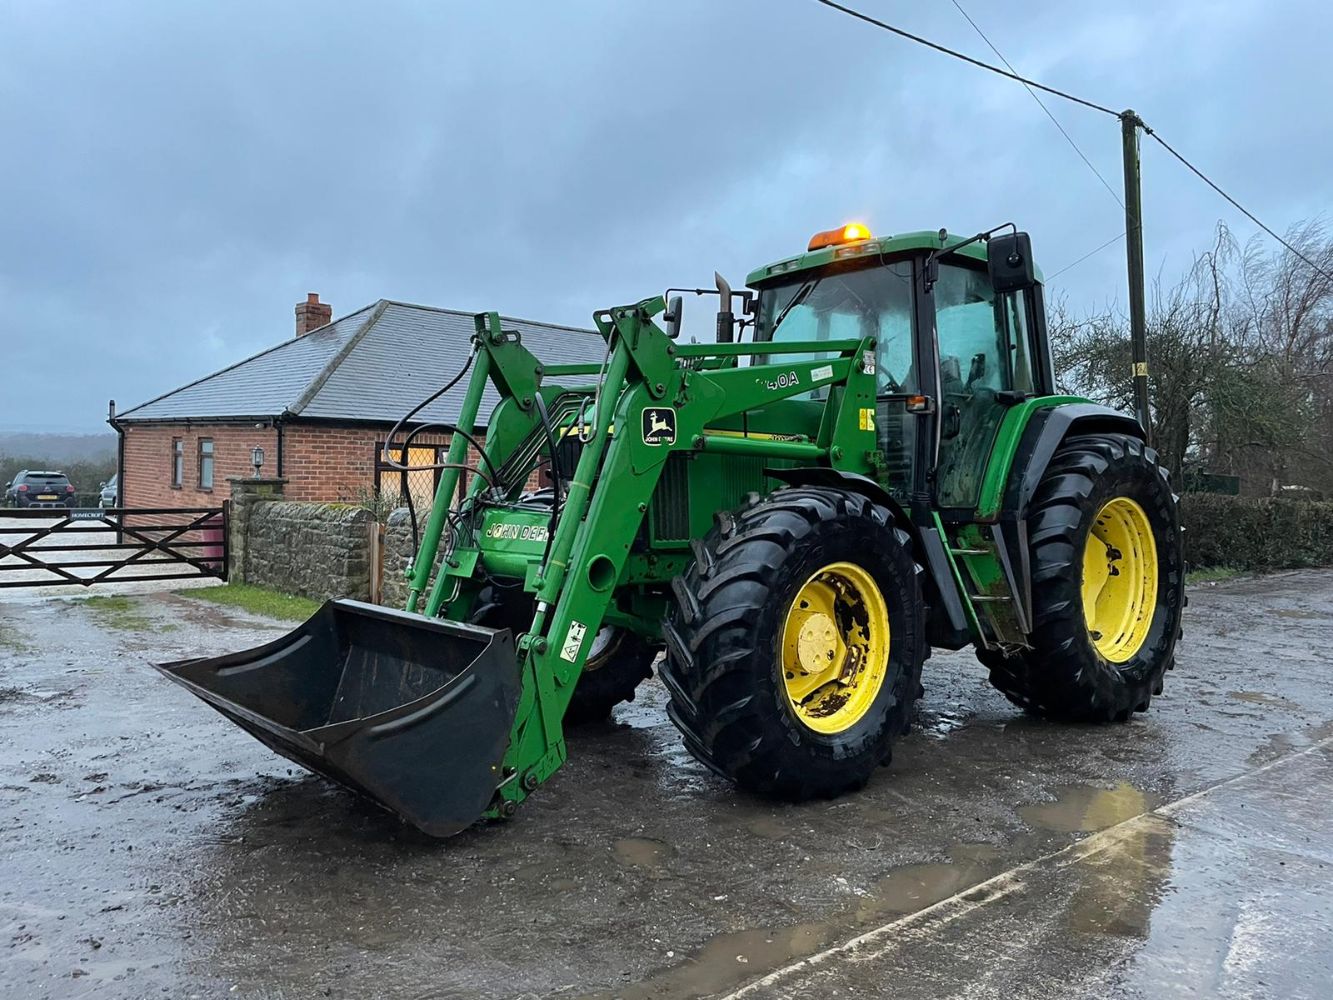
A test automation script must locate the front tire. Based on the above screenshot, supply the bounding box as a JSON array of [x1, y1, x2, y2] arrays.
[[981, 433, 1183, 721], [661, 487, 925, 800], [470, 585, 656, 724]]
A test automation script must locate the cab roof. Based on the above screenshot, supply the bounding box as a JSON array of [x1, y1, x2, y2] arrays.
[[746, 229, 1041, 288]]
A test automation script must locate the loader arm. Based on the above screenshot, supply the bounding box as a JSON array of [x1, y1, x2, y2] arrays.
[[405, 300, 879, 816]]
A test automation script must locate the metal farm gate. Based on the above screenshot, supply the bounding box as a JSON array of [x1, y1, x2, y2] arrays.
[[0, 505, 228, 589]]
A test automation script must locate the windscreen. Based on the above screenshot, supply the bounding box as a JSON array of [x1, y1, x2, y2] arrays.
[[755, 261, 914, 395]]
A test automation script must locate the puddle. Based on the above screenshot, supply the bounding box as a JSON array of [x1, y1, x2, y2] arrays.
[[578, 854, 1001, 1000], [1246, 719, 1333, 766], [596, 798, 1175, 1000], [1270, 608, 1323, 620], [1064, 812, 1176, 939], [744, 813, 791, 840], [919, 707, 973, 739], [1019, 781, 1158, 833], [852, 860, 988, 921], [579, 922, 832, 1000], [1228, 690, 1301, 712], [612, 836, 674, 869]]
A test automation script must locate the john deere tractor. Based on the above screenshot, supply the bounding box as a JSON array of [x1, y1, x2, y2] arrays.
[[158, 223, 1183, 836]]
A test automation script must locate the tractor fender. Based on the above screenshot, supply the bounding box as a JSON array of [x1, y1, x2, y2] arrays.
[[1004, 403, 1145, 518], [764, 467, 971, 646], [765, 467, 899, 514]]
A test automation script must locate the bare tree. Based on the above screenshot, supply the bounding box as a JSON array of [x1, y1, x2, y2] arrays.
[[1051, 219, 1333, 495]]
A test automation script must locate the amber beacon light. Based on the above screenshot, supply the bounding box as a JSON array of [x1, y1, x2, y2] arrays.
[[807, 222, 873, 251]]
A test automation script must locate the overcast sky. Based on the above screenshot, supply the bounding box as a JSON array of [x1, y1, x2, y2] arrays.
[[3, 0, 1329, 433]]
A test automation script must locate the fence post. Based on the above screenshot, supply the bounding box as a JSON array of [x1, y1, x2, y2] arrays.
[[368, 520, 385, 604]]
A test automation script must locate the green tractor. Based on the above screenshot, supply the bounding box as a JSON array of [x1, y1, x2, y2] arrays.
[[157, 223, 1183, 836]]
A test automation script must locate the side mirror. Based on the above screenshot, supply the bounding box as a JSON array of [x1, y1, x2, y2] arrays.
[[663, 295, 684, 340], [988, 232, 1036, 293]]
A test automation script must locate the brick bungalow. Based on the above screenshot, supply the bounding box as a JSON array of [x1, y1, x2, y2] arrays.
[[110, 294, 602, 510]]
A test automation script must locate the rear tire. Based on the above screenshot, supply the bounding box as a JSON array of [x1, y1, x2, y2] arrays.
[[661, 487, 925, 800], [980, 433, 1183, 721]]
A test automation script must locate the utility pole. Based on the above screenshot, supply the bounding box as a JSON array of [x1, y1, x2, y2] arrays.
[[1120, 109, 1152, 445]]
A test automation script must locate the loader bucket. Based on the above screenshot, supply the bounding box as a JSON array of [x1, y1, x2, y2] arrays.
[[154, 599, 520, 838]]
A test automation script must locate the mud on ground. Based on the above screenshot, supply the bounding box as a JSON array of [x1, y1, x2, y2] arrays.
[[1, 573, 1331, 999]]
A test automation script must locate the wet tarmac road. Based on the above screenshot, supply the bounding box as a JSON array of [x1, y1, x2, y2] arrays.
[[1, 572, 1331, 999]]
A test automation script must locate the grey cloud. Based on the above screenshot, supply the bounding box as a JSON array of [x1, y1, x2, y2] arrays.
[[2, 0, 1329, 431]]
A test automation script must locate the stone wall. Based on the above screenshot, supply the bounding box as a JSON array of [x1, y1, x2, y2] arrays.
[[244, 501, 374, 601], [227, 478, 375, 601]]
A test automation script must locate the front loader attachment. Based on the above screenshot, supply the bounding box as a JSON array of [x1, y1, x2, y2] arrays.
[[155, 600, 520, 838]]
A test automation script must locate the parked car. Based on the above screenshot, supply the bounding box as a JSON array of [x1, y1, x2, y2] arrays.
[[99, 473, 119, 509], [4, 470, 78, 509]]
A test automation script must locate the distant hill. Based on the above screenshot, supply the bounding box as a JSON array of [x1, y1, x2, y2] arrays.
[[0, 432, 118, 497], [0, 431, 116, 463]]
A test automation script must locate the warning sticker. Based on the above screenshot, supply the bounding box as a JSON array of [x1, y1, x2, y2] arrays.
[[859, 407, 876, 431], [811, 364, 834, 383], [560, 620, 588, 662]]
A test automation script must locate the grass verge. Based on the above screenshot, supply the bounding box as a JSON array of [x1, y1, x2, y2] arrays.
[[1186, 566, 1243, 585], [179, 583, 321, 622]]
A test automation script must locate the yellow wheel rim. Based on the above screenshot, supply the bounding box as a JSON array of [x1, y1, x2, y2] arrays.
[[1081, 497, 1159, 663], [780, 561, 890, 734]]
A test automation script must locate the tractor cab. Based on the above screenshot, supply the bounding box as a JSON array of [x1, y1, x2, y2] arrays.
[[747, 224, 1054, 511]]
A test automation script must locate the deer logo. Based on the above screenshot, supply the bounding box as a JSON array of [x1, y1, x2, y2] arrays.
[[641, 407, 677, 446]]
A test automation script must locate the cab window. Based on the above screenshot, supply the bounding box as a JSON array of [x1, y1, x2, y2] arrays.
[[756, 261, 915, 398]]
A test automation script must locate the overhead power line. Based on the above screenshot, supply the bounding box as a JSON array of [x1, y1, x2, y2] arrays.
[[810, 0, 1119, 117], [1047, 232, 1127, 281], [948, 0, 1123, 210], [1144, 129, 1333, 282], [811, 0, 1333, 284]]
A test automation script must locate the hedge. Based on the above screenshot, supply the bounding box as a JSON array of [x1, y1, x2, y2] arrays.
[[1181, 494, 1333, 572]]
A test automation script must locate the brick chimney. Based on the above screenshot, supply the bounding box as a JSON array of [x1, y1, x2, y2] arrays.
[[295, 292, 332, 336]]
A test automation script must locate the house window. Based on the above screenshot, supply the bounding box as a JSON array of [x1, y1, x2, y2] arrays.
[[171, 438, 184, 488], [374, 441, 443, 511], [198, 438, 215, 490]]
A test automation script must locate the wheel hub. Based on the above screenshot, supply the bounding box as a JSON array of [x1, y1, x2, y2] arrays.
[[795, 613, 843, 675], [1081, 497, 1159, 663], [780, 562, 890, 734]]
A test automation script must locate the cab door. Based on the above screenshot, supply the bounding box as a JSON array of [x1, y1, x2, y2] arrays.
[[930, 261, 1037, 511]]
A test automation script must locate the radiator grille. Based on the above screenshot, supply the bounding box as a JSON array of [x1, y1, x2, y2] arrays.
[[649, 453, 786, 545], [651, 454, 691, 542]]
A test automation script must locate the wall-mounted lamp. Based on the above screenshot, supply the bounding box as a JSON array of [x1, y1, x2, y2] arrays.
[[251, 446, 265, 475]]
